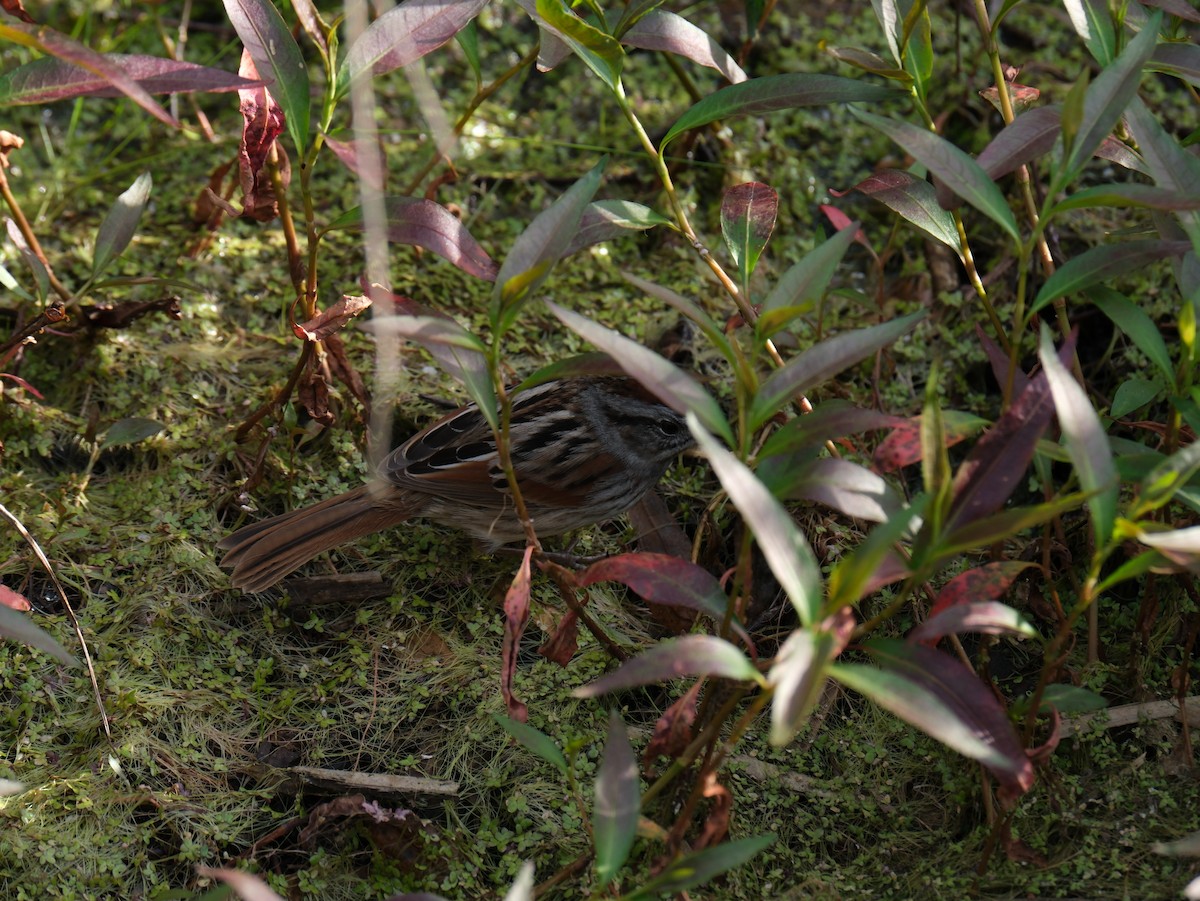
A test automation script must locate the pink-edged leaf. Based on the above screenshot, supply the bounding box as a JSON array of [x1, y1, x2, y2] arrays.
[[832, 638, 1034, 797], [759, 223, 858, 324], [0, 21, 177, 127], [977, 323, 1029, 397], [751, 310, 926, 429], [759, 402, 904, 459], [342, 0, 489, 83], [977, 105, 1062, 181], [561, 200, 674, 258], [768, 607, 854, 746], [327, 196, 498, 281], [223, 0, 310, 152], [824, 44, 910, 81], [548, 303, 732, 442], [0, 373, 44, 398], [1039, 326, 1119, 545], [848, 107, 1019, 243], [721, 182, 778, 286], [292, 0, 330, 54], [0, 605, 75, 666], [501, 546, 534, 722], [575, 553, 745, 641], [293, 294, 372, 341], [662, 73, 897, 148], [0, 54, 262, 105], [620, 10, 747, 83], [236, 50, 287, 222], [594, 710, 640, 887], [92, 172, 151, 278], [833, 170, 959, 252], [323, 135, 386, 191], [819, 205, 875, 253], [910, 601, 1038, 644], [1052, 183, 1200, 213], [768, 457, 905, 523], [495, 161, 603, 318], [573, 635, 765, 698], [0, 585, 30, 611], [689, 414, 822, 625], [928, 561, 1037, 620]]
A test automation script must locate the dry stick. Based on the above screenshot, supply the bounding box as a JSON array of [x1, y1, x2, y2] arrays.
[[0, 300, 68, 368], [0, 502, 111, 742], [0, 166, 71, 301]]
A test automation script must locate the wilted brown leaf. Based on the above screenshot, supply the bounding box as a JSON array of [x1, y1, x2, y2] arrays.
[[237, 50, 286, 222], [293, 294, 372, 342]]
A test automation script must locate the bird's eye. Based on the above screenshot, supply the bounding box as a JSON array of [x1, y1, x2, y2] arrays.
[[657, 418, 683, 437]]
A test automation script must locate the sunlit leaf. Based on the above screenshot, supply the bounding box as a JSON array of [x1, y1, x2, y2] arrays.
[[92, 172, 151, 278], [0, 54, 260, 105], [769, 608, 853, 746], [834, 171, 959, 252], [1063, 0, 1116, 64], [574, 635, 765, 697], [910, 601, 1038, 643], [619, 10, 747, 83], [767, 457, 905, 523], [562, 200, 674, 257], [977, 105, 1062, 180], [535, 0, 623, 91], [721, 182, 778, 288], [342, 0, 489, 84]]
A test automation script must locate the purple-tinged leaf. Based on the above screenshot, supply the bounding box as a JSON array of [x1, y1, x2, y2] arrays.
[[574, 635, 765, 697], [769, 608, 854, 746], [223, 0, 310, 153], [911, 601, 1037, 644], [1095, 136, 1148, 175], [327, 197, 498, 281], [1052, 184, 1200, 214], [1142, 0, 1200, 22], [620, 10, 747, 83], [594, 711, 639, 887], [834, 171, 959, 252], [769, 458, 904, 523], [832, 638, 1035, 796], [1040, 327, 1121, 543], [977, 105, 1062, 181], [0, 21, 177, 127], [562, 200, 674, 257], [620, 272, 736, 364], [928, 561, 1037, 620], [849, 108, 1019, 243], [92, 172, 151, 278], [0, 605, 75, 667], [721, 182, 778, 287], [535, 0, 624, 91], [1060, 12, 1159, 188], [750, 310, 926, 429], [1149, 42, 1200, 86], [323, 135, 386, 190], [495, 161, 603, 321], [0, 54, 261, 105], [824, 44, 911, 82], [342, 0, 489, 83], [759, 402, 904, 460], [292, 0, 330, 54], [631, 835, 776, 898], [689, 415, 822, 625], [873, 410, 990, 472], [662, 73, 897, 149], [1125, 98, 1200, 248], [1032, 240, 1192, 313], [548, 303, 732, 442], [759, 223, 858, 327], [576, 553, 748, 643], [977, 324, 1029, 397]]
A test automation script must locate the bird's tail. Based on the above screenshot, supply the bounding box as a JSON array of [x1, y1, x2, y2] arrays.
[[218, 485, 418, 592]]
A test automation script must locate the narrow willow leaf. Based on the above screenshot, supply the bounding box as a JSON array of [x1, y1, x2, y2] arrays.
[[1063, 0, 1116, 64], [768, 457, 905, 523], [827, 496, 926, 608], [594, 711, 639, 888], [689, 414, 822, 625], [1038, 326, 1118, 545], [769, 609, 853, 747], [1032, 241, 1192, 314], [535, 0, 624, 91], [1110, 378, 1162, 419], [0, 54, 260, 105], [619, 10, 747, 84], [977, 105, 1062, 180], [750, 311, 925, 428], [627, 835, 776, 899], [548, 302, 732, 442], [341, 0, 489, 84], [620, 272, 736, 366], [1051, 184, 1200, 214], [1089, 287, 1176, 383], [493, 715, 568, 775], [848, 108, 1019, 244], [92, 172, 152, 278], [562, 200, 674, 257], [100, 417, 164, 449], [836, 171, 958, 252], [909, 601, 1038, 643], [661, 73, 897, 149], [574, 635, 764, 697], [223, 0, 310, 152], [760, 224, 858, 320], [1038, 683, 1108, 714]]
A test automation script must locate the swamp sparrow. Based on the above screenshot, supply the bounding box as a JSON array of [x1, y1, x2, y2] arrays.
[[219, 377, 694, 591]]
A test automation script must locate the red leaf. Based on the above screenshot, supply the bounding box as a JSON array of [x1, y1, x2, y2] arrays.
[[928, 561, 1037, 620], [0, 54, 262, 104], [693, 771, 732, 850], [501, 547, 534, 723], [1, 0, 35, 23], [538, 608, 579, 666], [293, 294, 373, 342], [237, 50, 286, 222], [643, 680, 701, 766], [873, 411, 984, 472]]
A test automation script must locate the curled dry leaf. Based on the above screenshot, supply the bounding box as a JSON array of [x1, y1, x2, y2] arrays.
[[237, 50, 286, 222], [293, 294, 373, 342], [0, 130, 23, 167], [501, 546, 534, 723], [538, 608, 579, 666], [643, 680, 701, 767]]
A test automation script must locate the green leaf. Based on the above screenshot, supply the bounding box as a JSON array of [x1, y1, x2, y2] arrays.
[[721, 182, 778, 288], [493, 715, 568, 776], [535, 0, 624, 91], [760, 224, 857, 327], [100, 417, 164, 450], [840, 170, 960, 253], [827, 496, 926, 607], [1063, 0, 1116, 64], [1038, 326, 1118, 545], [1039, 683, 1108, 714], [593, 710, 639, 887], [627, 834, 776, 898], [92, 172, 151, 278], [750, 310, 926, 428], [223, 0, 310, 153], [1110, 378, 1161, 419], [1089, 286, 1175, 383], [547, 302, 732, 443], [661, 73, 897, 149], [1032, 240, 1192, 314], [848, 108, 1020, 244], [689, 414, 822, 625]]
